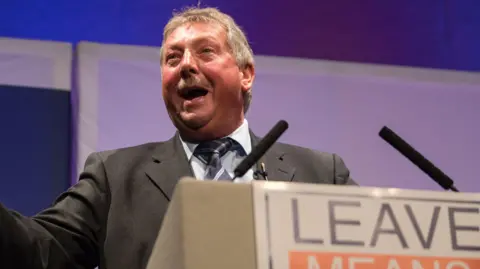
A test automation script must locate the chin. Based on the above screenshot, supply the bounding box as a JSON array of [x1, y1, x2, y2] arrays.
[[178, 113, 210, 130]]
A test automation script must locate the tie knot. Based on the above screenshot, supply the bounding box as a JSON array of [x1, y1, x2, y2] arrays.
[[193, 137, 244, 165]]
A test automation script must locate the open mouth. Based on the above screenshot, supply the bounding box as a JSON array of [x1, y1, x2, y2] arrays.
[[179, 87, 209, 100]]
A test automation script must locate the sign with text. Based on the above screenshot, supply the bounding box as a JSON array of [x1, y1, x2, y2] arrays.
[[252, 182, 480, 269]]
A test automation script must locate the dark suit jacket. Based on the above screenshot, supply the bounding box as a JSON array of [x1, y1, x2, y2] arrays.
[[0, 131, 356, 269]]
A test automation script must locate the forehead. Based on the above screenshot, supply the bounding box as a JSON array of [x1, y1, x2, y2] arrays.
[[164, 22, 227, 47]]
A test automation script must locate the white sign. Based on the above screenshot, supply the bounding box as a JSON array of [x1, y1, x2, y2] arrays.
[[252, 181, 480, 269]]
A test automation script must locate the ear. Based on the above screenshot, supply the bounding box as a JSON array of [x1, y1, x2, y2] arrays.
[[239, 63, 255, 93]]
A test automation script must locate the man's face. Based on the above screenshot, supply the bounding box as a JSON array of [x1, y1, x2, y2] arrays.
[[161, 22, 254, 142]]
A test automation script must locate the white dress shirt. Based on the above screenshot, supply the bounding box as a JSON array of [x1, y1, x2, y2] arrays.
[[179, 119, 254, 183]]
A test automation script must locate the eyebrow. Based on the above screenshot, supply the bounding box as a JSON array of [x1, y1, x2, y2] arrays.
[[165, 35, 221, 51]]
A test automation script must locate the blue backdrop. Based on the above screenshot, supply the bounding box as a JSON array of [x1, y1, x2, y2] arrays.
[[1, 0, 479, 71]]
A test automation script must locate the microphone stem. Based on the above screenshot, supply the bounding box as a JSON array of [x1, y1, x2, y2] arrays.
[[261, 162, 268, 181]]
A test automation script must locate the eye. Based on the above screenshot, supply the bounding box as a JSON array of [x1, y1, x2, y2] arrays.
[[165, 53, 180, 65], [201, 47, 214, 54], [166, 53, 178, 61]]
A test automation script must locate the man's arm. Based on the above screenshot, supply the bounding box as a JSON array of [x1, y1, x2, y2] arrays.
[[0, 152, 110, 269], [333, 153, 358, 185]]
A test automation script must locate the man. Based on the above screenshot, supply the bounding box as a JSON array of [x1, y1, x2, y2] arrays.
[[0, 6, 356, 269]]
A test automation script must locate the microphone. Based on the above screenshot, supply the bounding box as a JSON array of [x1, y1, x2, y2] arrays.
[[233, 120, 289, 179], [379, 126, 459, 192]]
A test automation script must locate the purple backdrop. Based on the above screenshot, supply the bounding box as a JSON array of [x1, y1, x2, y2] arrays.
[[76, 42, 480, 192]]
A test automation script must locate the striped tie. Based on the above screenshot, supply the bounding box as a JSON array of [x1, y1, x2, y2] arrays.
[[193, 137, 245, 180]]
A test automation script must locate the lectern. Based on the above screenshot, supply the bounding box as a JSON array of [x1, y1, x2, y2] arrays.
[[147, 178, 480, 269]]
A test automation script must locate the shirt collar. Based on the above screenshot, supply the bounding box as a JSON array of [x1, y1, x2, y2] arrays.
[[179, 119, 252, 161]]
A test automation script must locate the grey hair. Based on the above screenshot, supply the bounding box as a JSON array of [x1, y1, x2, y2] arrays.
[[159, 6, 254, 113]]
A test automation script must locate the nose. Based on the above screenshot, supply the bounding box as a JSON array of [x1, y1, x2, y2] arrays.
[[180, 50, 199, 78]]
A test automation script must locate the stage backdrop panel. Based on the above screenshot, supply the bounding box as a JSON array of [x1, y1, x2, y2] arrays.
[[76, 41, 480, 192], [0, 38, 72, 216]]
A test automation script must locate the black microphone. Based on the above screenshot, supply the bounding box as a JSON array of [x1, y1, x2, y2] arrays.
[[233, 120, 289, 179], [379, 126, 459, 192]]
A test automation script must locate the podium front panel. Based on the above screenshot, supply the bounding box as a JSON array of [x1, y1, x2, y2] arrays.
[[252, 181, 480, 269]]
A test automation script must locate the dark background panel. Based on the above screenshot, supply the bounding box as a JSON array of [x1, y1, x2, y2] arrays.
[[0, 85, 71, 216]]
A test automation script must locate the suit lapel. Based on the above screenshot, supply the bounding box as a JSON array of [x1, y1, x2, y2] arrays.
[[145, 132, 194, 200], [144, 130, 295, 198], [250, 131, 296, 182]]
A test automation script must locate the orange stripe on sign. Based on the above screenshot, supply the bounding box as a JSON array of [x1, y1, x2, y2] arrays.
[[289, 251, 480, 269]]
